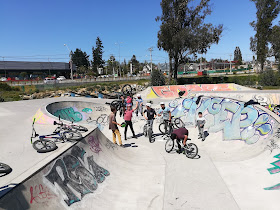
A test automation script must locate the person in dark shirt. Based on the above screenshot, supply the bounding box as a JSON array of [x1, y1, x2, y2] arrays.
[[143, 103, 156, 133], [171, 127, 189, 154]]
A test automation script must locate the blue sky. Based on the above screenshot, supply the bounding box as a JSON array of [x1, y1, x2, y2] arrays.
[[0, 0, 279, 63]]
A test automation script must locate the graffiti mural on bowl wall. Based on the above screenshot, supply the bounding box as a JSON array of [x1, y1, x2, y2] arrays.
[[150, 84, 237, 98], [44, 145, 110, 206], [264, 153, 280, 190], [169, 96, 276, 144]]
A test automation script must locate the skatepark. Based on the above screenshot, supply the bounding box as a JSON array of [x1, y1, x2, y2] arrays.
[[1, 83, 280, 210]]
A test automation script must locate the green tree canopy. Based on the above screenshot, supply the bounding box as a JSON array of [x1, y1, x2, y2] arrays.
[[156, 0, 223, 83], [250, 0, 280, 71], [234, 46, 243, 65], [270, 23, 280, 70], [72, 48, 90, 68], [92, 37, 105, 74]]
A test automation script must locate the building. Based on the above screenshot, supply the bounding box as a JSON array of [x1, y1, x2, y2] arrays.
[[0, 61, 76, 79]]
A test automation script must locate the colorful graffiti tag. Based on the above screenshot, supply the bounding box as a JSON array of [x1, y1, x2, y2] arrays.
[[148, 84, 237, 98], [53, 107, 83, 122], [264, 154, 280, 190], [169, 96, 274, 144], [44, 145, 110, 206], [33, 109, 55, 125]]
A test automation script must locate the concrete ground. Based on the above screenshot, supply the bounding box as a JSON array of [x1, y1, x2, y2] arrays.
[[0, 95, 280, 209]]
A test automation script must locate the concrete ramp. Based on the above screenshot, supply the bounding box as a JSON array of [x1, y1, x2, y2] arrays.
[[0, 128, 166, 209]]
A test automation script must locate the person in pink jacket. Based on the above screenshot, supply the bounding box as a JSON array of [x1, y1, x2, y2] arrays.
[[123, 104, 137, 140]]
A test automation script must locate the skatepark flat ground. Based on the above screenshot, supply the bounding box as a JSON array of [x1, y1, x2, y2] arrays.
[[1, 91, 280, 209]]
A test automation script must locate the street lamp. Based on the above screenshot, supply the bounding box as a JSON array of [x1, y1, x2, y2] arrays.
[[64, 44, 73, 80], [115, 42, 123, 77]]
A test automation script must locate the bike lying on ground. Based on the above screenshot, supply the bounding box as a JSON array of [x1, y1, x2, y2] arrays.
[[159, 116, 185, 135], [143, 120, 155, 143], [0, 163, 12, 176], [165, 137, 198, 159], [31, 118, 83, 153]]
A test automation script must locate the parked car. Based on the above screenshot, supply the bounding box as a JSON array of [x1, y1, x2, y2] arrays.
[[44, 77, 57, 84], [0, 77, 7, 81], [57, 76, 66, 81]]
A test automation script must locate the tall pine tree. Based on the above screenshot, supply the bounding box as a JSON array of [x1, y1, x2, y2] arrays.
[[92, 37, 105, 75]]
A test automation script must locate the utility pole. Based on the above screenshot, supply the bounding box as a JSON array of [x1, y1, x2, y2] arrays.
[[64, 44, 73, 80], [148, 47, 153, 72], [2, 57, 6, 78], [115, 42, 123, 77], [229, 54, 232, 73]]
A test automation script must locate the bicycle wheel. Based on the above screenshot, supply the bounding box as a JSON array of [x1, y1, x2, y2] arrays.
[[148, 128, 154, 143], [62, 131, 83, 141], [174, 118, 185, 128], [0, 163, 12, 175], [33, 139, 57, 153], [165, 139, 174, 153], [97, 116, 104, 124], [111, 100, 121, 109], [122, 84, 132, 96], [185, 143, 198, 159], [159, 122, 170, 134], [143, 125, 147, 137], [71, 125, 88, 132]]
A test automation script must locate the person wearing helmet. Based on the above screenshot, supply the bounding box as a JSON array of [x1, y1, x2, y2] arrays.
[[158, 102, 171, 134], [135, 94, 143, 116], [143, 103, 156, 133]]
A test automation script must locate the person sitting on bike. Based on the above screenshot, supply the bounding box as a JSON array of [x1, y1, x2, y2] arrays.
[[143, 103, 156, 133], [135, 94, 143, 116], [158, 102, 171, 133], [170, 127, 189, 154]]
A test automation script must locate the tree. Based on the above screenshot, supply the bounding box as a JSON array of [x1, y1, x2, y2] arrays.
[[270, 24, 280, 70], [72, 49, 90, 68], [151, 69, 166, 86], [129, 55, 140, 73], [156, 0, 223, 83], [250, 0, 280, 72], [92, 37, 105, 75], [234, 47, 243, 65]]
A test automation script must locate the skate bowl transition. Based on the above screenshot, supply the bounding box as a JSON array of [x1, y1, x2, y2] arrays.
[[1, 85, 280, 209]]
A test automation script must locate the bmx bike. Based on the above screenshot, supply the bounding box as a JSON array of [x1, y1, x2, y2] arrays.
[[0, 163, 12, 176], [31, 118, 83, 153], [165, 137, 198, 159], [159, 116, 185, 135], [143, 120, 155, 143]]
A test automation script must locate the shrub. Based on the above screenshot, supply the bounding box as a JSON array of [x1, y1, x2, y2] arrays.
[[151, 70, 166, 86]]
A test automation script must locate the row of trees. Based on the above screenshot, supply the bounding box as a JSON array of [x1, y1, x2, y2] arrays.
[[71, 37, 152, 77]]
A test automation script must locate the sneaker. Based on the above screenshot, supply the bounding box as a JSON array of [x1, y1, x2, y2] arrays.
[[202, 138, 205, 141], [176, 149, 182, 154], [120, 144, 125, 148], [198, 136, 202, 139]]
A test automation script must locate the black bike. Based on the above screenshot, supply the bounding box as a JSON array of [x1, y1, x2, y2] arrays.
[[159, 116, 185, 135], [143, 120, 155, 143], [0, 163, 12, 176], [165, 137, 198, 159]]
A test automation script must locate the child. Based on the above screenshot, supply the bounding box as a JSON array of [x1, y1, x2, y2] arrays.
[[135, 94, 143, 116], [109, 106, 124, 147], [123, 104, 137, 140], [196, 112, 206, 141]]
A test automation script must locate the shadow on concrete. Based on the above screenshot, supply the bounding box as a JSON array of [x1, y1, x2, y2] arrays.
[[123, 143, 138, 148]]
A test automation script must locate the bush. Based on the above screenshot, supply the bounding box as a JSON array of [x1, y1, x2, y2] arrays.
[[151, 70, 166, 86], [259, 69, 279, 86]]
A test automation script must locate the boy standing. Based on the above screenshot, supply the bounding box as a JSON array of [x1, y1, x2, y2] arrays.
[[196, 112, 206, 141], [109, 106, 124, 147], [123, 104, 137, 140]]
